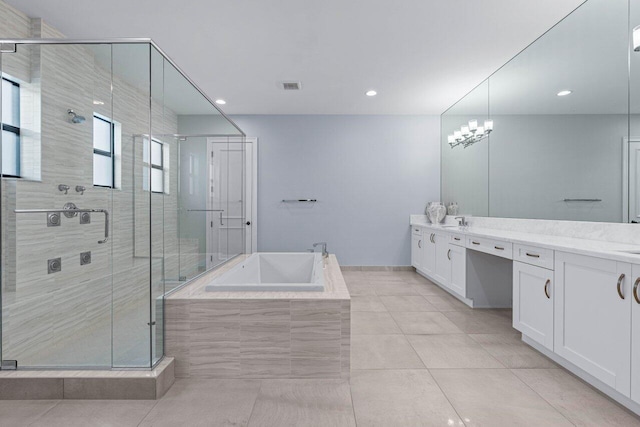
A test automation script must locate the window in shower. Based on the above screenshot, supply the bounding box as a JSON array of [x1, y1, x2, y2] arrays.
[[143, 138, 167, 194], [93, 114, 122, 188], [1, 77, 20, 177], [93, 114, 114, 187]]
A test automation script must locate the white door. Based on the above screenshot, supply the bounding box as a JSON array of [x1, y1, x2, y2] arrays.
[[433, 232, 451, 287], [631, 264, 640, 404], [513, 261, 553, 351], [206, 138, 256, 269], [422, 231, 436, 276], [448, 244, 466, 297], [554, 252, 632, 396]]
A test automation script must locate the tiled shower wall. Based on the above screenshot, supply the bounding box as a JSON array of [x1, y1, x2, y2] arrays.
[[0, 0, 192, 367]]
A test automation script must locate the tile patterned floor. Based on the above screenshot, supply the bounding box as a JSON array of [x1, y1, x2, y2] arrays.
[[2, 270, 640, 426]]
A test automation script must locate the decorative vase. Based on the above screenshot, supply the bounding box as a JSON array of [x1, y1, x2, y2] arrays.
[[427, 202, 447, 224]]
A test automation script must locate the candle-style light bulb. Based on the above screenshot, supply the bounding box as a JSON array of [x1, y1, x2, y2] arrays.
[[454, 130, 462, 140], [461, 125, 470, 136], [484, 120, 493, 131]]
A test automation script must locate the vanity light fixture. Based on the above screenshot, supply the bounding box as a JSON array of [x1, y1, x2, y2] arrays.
[[634, 25, 640, 51], [365, 90, 377, 97], [215, 99, 226, 105], [448, 119, 493, 149], [556, 90, 572, 97]]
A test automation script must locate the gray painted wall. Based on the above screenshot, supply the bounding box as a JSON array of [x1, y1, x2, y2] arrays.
[[178, 115, 440, 266]]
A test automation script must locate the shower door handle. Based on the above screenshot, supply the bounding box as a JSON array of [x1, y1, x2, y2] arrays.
[[15, 208, 109, 244]]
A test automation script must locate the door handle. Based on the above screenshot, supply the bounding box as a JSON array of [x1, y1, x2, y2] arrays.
[[617, 274, 626, 300], [418, 240, 422, 249], [633, 277, 640, 304], [544, 279, 551, 299], [526, 253, 540, 258], [447, 249, 451, 260], [471, 241, 480, 245], [494, 246, 504, 251]]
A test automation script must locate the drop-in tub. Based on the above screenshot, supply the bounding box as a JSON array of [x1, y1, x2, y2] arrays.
[[205, 252, 325, 292]]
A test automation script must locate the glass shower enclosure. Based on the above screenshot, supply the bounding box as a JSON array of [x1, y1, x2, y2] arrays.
[[0, 39, 247, 369]]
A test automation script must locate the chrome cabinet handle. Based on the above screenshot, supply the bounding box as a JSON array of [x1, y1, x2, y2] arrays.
[[472, 241, 480, 245], [617, 274, 626, 300], [418, 240, 422, 249], [430, 233, 435, 243], [526, 253, 540, 258], [447, 249, 451, 260], [633, 278, 640, 304], [494, 246, 504, 251], [544, 279, 551, 299], [454, 237, 461, 241]]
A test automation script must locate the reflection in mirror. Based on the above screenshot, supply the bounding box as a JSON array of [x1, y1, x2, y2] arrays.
[[442, 0, 632, 223], [630, 0, 640, 224], [489, 0, 628, 222], [441, 80, 489, 217]]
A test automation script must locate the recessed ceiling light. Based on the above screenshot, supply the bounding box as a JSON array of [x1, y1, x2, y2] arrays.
[[365, 90, 377, 97], [93, 100, 104, 105], [556, 90, 572, 97], [215, 99, 226, 105]]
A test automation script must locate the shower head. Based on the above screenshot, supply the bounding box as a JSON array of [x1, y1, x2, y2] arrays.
[[67, 109, 86, 124]]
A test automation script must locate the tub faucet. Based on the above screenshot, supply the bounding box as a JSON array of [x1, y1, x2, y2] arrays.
[[313, 242, 329, 258]]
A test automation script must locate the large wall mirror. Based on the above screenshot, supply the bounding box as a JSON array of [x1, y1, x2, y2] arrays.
[[442, 0, 639, 223]]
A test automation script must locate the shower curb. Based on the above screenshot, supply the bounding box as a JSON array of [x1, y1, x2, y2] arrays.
[[0, 357, 175, 400]]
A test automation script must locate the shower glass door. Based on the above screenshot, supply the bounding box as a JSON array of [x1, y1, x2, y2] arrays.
[[1, 43, 115, 368]]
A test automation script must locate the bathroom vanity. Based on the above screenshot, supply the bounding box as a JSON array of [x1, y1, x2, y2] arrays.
[[410, 215, 640, 415]]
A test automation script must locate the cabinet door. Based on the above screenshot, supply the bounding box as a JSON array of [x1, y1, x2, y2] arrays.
[[555, 252, 631, 396], [632, 264, 640, 404], [411, 233, 423, 269], [433, 232, 451, 287], [448, 244, 466, 297], [422, 231, 436, 276], [513, 261, 553, 351]]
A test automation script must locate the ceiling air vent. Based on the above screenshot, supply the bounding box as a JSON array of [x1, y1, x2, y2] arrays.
[[281, 81, 302, 90]]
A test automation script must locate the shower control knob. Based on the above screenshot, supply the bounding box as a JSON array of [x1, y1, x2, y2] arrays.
[[80, 251, 91, 266]]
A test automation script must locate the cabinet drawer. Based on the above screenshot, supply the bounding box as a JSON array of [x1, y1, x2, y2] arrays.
[[411, 226, 423, 237], [513, 244, 554, 270], [450, 233, 465, 247], [466, 236, 513, 259]]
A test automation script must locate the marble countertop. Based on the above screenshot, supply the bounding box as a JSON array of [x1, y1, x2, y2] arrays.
[[168, 254, 350, 300], [411, 218, 640, 264]]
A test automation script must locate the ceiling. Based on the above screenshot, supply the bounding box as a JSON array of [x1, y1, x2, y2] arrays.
[[446, 0, 633, 117], [8, 0, 585, 115]]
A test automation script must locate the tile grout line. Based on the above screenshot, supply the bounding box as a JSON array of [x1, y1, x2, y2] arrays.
[[26, 398, 63, 426], [136, 395, 163, 427], [507, 368, 578, 426], [245, 379, 264, 426], [426, 367, 470, 427]]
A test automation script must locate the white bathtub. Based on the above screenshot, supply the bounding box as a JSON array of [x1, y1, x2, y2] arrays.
[[205, 252, 325, 292]]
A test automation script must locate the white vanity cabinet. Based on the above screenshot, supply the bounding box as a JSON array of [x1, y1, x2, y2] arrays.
[[513, 261, 553, 351], [448, 243, 466, 296], [632, 264, 640, 404], [422, 231, 436, 276], [554, 252, 632, 396], [433, 231, 451, 286], [411, 227, 424, 270]]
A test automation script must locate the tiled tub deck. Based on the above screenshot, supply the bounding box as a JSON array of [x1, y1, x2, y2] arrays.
[[165, 254, 351, 379]]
